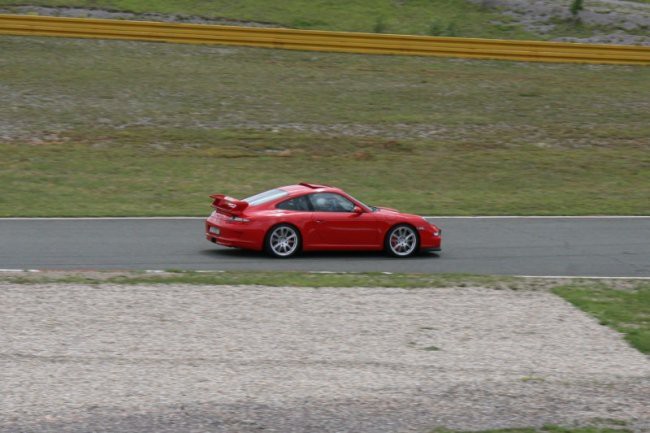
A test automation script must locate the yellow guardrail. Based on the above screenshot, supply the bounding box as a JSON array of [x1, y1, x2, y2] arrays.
[[1, 14, 649, 65]]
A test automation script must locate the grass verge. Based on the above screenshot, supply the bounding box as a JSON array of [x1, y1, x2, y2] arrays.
[[553, 283, 650, 354], [0, 270, 519, 288], [1, 37, 649, 216], [3, 131, 649, 216]]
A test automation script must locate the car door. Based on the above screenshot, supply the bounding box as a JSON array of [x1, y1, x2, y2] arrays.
[[307, 192, 381, 248], [275, 194, 320, 247]]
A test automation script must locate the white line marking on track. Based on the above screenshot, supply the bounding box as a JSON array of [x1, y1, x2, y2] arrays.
[[2, 269, 648, 279], [87, 269, 650, 280], [0, 216, 273, 220], [144, 269, 225, 274], [516, 275, 650, 280], [425, 216, 650, 219], [0, 269, 41, 273], [1, 216, 649, 220]]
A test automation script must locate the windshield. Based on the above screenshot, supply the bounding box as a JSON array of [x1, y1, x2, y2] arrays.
[[244, 188, 288, 206], [346, 194, 377, 212]]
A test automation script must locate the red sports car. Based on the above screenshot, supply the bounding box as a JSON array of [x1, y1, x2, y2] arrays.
[[205, 183, 441, 258]]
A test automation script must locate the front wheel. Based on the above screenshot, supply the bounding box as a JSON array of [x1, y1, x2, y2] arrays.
[[385, 224, 419, 257], [265, 224, 301, 258]]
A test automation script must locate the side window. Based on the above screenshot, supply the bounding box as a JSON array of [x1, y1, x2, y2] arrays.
[[309, 193, 355, 212], [276, 195, 311, 211]]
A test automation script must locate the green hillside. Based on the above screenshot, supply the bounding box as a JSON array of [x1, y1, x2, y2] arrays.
[[3, 0, 648, 43], [0, 0, 549, 39]]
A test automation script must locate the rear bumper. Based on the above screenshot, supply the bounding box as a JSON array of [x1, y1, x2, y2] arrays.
[[205, 218, 263, 251]]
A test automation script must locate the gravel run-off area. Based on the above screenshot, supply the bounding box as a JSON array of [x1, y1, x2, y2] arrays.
[[1, 284, 649, 433]]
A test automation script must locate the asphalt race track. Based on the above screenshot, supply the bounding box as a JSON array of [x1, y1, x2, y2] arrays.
[[0, 217, 649, 277]]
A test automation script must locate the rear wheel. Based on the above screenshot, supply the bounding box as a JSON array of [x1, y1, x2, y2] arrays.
[[265, 224, 301, 258], [385, 224, 419, 257]]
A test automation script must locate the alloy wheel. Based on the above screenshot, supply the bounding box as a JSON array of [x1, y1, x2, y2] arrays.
[[387, 225, 418, 257], [268, 225, 300, 257]]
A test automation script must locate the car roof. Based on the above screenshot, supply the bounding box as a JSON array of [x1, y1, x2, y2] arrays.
[[278, 183, 343, 197]]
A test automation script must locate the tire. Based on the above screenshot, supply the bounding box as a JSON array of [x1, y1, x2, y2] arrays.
[[265, 224, 301, 258], [385, 224, 419, 257]]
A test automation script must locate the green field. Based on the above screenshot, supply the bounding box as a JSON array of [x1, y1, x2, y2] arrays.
[[1, 36, 649, 216]]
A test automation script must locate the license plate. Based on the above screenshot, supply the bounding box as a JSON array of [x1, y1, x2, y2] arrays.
[[209, 226, 220, 235]]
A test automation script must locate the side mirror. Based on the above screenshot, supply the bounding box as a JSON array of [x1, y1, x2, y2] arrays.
[[353, 205, 364, 214]]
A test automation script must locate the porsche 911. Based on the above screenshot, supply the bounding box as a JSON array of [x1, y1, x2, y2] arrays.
[[205, 183, 441, 258]]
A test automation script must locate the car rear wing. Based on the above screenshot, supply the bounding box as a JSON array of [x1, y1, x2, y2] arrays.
[[210, 194, 249, 215]]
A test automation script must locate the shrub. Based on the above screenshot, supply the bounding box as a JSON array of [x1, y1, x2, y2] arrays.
[[428, 21, 444, 36], [570, 0, 584, 22], [373, 16, 387, 33]]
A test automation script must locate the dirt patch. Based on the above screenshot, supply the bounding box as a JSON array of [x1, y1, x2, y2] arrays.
[[471, 0, 650, 45], [2, 284, 648, 432]]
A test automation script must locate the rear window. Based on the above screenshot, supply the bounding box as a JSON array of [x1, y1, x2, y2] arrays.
[[244, 188, 288, 206]]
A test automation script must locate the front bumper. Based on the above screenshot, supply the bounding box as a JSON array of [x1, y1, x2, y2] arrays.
[[418, 224, 442, 251]]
